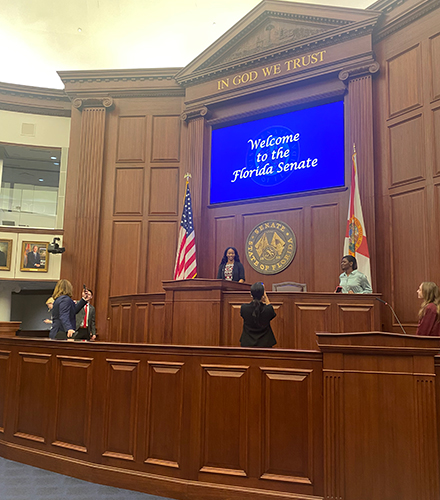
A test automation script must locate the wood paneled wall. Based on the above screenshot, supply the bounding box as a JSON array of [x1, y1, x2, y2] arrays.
[[62, 90, 187, 337], [206, 192, 347, 294], [103, 104, 185, 296], [373, 6, 440, 332]]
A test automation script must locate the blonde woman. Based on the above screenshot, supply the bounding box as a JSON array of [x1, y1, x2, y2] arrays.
[[43, 297, 54, 325], [416, 282, 440, 336], [49, 279, 90, 340]]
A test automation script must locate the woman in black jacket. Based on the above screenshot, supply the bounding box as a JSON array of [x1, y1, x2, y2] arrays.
[[217, 247, 245, 282], [240, 282, 276, 347]]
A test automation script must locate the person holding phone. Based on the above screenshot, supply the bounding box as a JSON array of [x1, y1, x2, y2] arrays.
[[43, 297, 54, 325], [49, 279, 91, 340], [240, 282, 276, 347], [338, 255, 372, 294], [75, 288, 96, 340]]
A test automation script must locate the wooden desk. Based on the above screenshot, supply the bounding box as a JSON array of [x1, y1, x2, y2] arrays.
[[109, 280, 381, 349], [0, 333, 439, 500]]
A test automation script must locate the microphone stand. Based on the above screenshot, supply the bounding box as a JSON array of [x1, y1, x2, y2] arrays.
[[375, 297, 407, 334]]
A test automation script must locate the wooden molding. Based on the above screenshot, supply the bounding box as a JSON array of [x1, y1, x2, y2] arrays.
[[58, 68, 185, 99], [0, 81, 71, 117], [373, 0, 440, 42]]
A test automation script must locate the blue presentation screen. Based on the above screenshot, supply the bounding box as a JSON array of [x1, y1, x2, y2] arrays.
[[210, 100, 345, 204]]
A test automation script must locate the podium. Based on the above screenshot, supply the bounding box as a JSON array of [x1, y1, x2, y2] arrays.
[[162, 278, 251, 346]]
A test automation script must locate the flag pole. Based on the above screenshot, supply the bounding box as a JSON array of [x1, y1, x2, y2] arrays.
[[182, 172, 191, 202], [173, 173, 197, 280]]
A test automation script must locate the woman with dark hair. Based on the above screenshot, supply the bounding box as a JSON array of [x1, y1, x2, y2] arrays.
[[416, 282, 440, 336], [217, 247, 245, 283], [338, 255, 372, 294], [240, 282, 276, 347], [49, 279, 90, 340]]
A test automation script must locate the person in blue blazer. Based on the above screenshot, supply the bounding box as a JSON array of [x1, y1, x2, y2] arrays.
[[49, 279, 90, 340]]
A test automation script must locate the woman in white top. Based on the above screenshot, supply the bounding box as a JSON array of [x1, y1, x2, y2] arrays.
[[338, 255, 372, 294]]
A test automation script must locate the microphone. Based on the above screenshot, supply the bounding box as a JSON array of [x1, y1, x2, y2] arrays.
[[375, 297, 407, 334]]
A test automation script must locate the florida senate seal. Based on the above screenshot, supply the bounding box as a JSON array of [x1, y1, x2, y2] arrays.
[[246, 220, 297, 275]]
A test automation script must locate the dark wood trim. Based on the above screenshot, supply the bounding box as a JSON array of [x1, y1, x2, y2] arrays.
[[0, 228, 64, 235], [0, 81, 71, 117]]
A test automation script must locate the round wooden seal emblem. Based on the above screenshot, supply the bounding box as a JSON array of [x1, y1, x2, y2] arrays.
[[245, 220, 297, 275]]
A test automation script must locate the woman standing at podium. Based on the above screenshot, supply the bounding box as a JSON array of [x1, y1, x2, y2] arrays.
[[416, 282, 440, 336], [217, 247, 245, 283], [240, 282, 276, 347]]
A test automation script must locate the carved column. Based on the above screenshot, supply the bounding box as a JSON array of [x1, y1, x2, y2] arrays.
[[67, 97, 114, 294], [339, 62, 379, 288], [181, 106, 209, 277]]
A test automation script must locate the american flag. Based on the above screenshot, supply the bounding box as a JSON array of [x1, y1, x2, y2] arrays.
[[173, 181, 197, 280]]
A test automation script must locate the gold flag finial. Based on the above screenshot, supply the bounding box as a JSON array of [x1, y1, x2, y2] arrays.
[[184, 172, 192, 182]]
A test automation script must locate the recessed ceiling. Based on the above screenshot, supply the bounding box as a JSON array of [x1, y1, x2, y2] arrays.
[[0, 0, 373, 90]]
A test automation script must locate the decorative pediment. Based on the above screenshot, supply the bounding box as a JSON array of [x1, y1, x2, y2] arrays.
[[175, 0, 382, 86], [215, 17, 336, 66]]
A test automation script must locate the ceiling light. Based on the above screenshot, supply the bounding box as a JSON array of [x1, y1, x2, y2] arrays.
[[54, 162, 59, 165], [50, 156, 57, 159], [78, 28, 82, 32], [39, 178, 44, 182]]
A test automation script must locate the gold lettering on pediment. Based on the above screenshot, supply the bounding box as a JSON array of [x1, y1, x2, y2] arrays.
[[216, 50, 326, 91]]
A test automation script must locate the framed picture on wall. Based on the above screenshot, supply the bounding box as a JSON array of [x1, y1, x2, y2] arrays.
[[0, 239, 12, 271], [20, 241, 49, 272]]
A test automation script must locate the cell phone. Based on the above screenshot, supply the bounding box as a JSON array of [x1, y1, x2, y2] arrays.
[[83, 284, 87, 291], [335, 286, 342, 293]]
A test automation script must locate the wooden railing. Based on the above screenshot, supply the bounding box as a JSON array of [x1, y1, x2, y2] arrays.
[[0, 333, 439, 500]]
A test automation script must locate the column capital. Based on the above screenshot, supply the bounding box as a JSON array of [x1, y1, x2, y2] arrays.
[[338, 61, 380, 82], [181, 106, 210, 122], [72, 96, 115, 111]]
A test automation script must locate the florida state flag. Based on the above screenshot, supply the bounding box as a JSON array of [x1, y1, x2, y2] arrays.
[[343, 146, 372, 285]]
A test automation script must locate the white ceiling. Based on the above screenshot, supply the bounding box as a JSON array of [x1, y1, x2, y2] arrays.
[[0, 0, 373, 90]]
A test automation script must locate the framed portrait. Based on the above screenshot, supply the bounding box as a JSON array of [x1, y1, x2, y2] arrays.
[[20, 241, 49, 272], [0, 239, 12, 271]]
